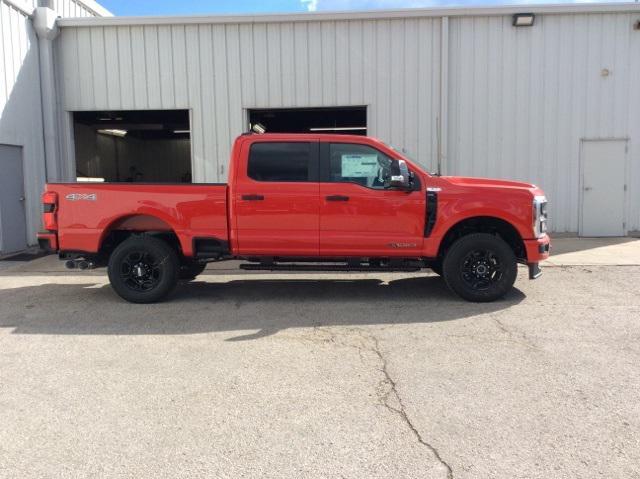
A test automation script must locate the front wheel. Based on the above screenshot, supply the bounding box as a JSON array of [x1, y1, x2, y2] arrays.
[[442, 233, 517, 302], [107, 236, 179, 303]]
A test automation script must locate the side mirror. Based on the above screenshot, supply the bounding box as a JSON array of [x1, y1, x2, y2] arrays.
[[389, 160, 412, 190]]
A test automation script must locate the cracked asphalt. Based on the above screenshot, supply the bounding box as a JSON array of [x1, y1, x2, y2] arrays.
[[1, 254, 639, 478]]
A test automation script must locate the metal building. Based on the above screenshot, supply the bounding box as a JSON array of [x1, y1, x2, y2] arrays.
[[0, 0, 110, 254], [2, 2, 640, 254]]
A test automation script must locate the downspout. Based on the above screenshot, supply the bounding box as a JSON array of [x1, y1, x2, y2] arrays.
[[33, 5, 61, 181], [438, 16, 449, 176]]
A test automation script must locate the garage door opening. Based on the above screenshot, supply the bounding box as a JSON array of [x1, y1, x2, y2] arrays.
[[248, 107, 367, 135], [73, 110, 192, 183]]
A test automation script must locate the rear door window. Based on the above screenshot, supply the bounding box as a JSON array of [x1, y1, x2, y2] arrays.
[[248, 142, 316, 182]]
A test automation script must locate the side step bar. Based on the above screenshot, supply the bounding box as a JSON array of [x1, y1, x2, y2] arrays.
[[239, 263, 422, 273]]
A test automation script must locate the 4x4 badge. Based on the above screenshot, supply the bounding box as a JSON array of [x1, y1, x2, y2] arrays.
[[65, 193, 97, 201]]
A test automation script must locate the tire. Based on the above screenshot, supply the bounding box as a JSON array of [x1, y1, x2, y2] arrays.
[[107, 235, 179, 303], [442, 233, 517, 302], [179, 261, 207, 280]]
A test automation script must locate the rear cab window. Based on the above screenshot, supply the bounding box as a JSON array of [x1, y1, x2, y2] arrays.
[[248, 142, 318, 182]]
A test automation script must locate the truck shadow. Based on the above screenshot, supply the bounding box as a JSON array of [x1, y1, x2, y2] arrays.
[[0, 275, 525, 339]]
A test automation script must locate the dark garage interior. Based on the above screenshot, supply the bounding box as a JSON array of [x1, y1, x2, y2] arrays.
[[248, 107, 367, 135], [73, 110, 192, 183]]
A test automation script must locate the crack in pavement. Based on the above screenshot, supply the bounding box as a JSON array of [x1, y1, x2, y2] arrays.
[[491, 317, 540, 351], [368, 333, 454, 479], [310, 326, 454, 478]]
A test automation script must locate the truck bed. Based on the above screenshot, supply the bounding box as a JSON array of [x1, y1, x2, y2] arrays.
[[44, 183, 228, 257]]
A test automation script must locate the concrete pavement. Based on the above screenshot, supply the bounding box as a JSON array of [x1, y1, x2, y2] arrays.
[[0, 238, 639, 478]]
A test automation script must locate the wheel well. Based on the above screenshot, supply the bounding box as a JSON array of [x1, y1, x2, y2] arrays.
[[98, 215, 182, 263], [437, 217, 526, 261]]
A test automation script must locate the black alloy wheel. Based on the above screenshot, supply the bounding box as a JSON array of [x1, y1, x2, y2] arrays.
[[442, 233, 517, 302], [108, 236, 179, 303], [460, 249, 504, 291]]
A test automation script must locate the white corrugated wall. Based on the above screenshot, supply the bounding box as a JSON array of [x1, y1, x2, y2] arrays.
[[0, 0, 46, 248], [447, 12, 640, 233], [54, 7, 640, 234], [50, 0, 109, 18], [0, 0, 108, 248], [56, 17, 442, 181]]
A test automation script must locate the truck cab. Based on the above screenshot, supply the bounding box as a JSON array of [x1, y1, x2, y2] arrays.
[[38, 133, 551, 303]]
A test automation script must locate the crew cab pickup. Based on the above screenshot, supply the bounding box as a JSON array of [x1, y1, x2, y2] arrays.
[[38, 133, 550, 303]]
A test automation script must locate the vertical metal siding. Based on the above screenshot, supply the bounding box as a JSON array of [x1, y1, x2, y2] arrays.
[[51, 0, 106, 18], [448, 13, 639, 233], [0, 0, 106, 247], [54, 11, 638, 233], [57, 17, 442, 184], [0, 1, 46, 247]]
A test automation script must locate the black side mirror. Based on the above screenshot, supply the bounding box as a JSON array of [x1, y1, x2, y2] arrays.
[[389, 160, 412, 190]]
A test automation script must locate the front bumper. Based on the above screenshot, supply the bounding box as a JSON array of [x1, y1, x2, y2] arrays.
[[524, 234, 551, 262], [37, 231, 58, 253], [524, 234, 551, 280]]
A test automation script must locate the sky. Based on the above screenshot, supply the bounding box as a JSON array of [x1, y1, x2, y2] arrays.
[[98, 0, 628, 16]]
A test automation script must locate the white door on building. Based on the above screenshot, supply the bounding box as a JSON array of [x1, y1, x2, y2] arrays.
[[580, 139, 627, 237], [0, 145, 28, 254]]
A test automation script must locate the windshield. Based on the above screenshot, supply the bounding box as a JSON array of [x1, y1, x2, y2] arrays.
[[381, 142, 432, 175]]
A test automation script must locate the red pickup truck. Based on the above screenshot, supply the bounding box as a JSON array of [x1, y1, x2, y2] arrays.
[[38, 133, 550, 303]]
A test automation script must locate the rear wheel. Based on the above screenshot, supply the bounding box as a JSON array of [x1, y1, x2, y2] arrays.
[[442, 233, 517, 302], [107, 236, 179, 303]]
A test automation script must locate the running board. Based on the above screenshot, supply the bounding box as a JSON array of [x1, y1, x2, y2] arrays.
[[239, 263, 422, 272]]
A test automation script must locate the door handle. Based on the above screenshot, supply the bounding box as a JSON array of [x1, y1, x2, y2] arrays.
[[583, 187, 593, 191], [241, 194, 264, 201], [326, 195, 349, 202]]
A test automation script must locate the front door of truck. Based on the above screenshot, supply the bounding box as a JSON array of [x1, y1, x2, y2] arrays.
[[233, 140, 320, 256], [319, 142, 425, 257]]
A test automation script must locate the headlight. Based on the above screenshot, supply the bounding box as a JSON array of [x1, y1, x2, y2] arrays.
[[533, 196, 548, 238]]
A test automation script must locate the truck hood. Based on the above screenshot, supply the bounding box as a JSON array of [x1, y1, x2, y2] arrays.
[[441, 176, 537, 191]]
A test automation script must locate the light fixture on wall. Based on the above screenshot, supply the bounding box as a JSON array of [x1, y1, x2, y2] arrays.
[[512, 13, 535, 27], [97, 129, 127, 137], [251, 123, 266, 134]]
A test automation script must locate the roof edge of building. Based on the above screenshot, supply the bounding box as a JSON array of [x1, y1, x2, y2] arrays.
[[77, 0, 112, 17], [56, 2, 640, 28], [1, 0, 112, 17]]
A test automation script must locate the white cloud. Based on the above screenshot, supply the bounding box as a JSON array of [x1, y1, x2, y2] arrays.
[[300, 0, 319, 11]]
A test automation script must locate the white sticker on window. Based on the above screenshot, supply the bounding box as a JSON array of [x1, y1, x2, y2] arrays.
[[341, 154, 379, 177]]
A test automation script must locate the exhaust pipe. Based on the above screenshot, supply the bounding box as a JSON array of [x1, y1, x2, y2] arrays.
[[64, 259, 95, 270]]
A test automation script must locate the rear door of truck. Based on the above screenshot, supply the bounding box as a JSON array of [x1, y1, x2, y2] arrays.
[[231, 138, 320, 256]]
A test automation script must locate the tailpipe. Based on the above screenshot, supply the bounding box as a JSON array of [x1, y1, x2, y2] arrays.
[[65, 259, 95, 270]]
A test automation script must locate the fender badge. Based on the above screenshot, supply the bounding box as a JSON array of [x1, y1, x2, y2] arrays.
[[389, 243, 417, 249], [65, 193, 97, 201]]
